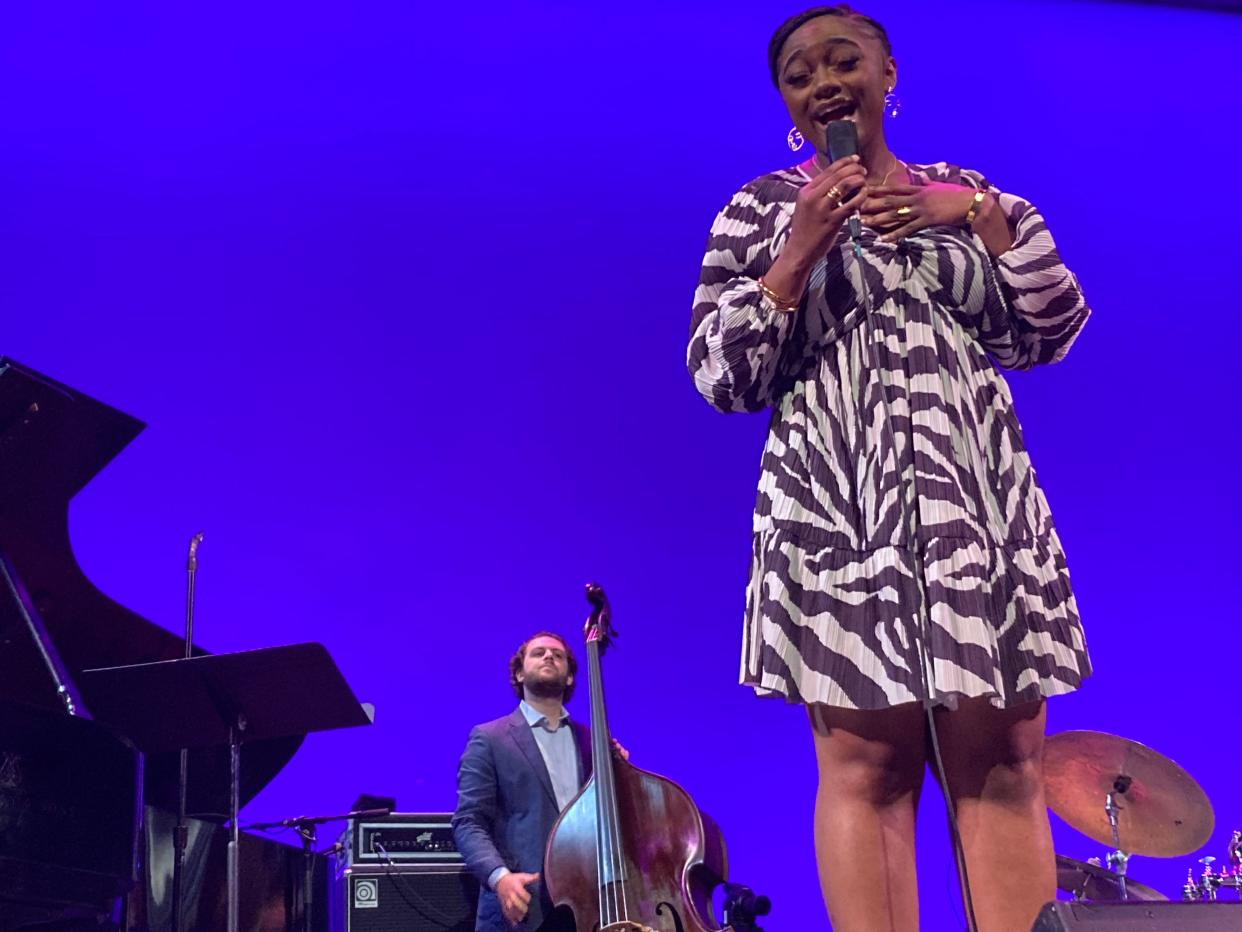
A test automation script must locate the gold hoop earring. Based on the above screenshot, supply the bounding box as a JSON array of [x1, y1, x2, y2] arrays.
[[884, 87, 902, 118]]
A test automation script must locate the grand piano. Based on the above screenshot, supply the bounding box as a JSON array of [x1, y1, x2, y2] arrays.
[[0, 359, 327, 932]]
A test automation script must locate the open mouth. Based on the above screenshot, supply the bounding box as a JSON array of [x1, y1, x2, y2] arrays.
[[814, 101, 857, 125]]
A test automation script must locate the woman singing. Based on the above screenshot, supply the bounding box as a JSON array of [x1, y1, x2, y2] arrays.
[[686, 5, 1092, 930]]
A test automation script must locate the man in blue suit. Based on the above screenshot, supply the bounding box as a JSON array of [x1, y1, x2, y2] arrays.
[[452, 632, 590, 931]]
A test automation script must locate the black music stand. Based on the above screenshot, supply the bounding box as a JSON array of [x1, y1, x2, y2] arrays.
[[80, 642, 373, 932]]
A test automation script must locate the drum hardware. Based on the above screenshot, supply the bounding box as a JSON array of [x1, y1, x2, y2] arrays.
[[1044, 730, 1217, 905], [1044, 731, 1214, 858], [721, 882, 772, 932], [1103, 775, 1132, 899], [1054, 854, 1167, 903], [1183, 830, 1242, 901]]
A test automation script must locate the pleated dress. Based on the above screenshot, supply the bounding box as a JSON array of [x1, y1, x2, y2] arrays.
[[687, 161, 1092, 710]]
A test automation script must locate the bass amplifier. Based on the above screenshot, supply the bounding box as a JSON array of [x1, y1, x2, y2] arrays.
[[1032, 900, 1242, 930], [344, 813, 460, 865], [338, 864, 479, 932]]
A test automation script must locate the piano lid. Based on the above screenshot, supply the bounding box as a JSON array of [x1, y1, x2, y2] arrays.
[[0, 358, 301, 812]]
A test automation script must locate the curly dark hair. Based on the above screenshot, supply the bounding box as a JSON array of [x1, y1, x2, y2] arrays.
[[509, 631, 578, 705], [768, 5, 893, 87]]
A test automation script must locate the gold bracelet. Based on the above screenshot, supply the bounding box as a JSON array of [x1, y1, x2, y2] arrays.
[[757, 277, 800, 311], [964, 190, 986, 225]]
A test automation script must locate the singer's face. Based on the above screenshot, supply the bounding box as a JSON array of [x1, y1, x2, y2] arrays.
[[776, 16, 895, 162]]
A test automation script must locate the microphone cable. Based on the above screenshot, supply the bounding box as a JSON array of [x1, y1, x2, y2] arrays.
[[846, 237, 980, 932]]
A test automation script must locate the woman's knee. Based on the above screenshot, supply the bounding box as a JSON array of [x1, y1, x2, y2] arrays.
[[824, 753, 923, 807], [810, 704, 926, 807], [933, 698, 1047, 802], [943, 726, 1046, 804], [977, 756, 1044, 806]]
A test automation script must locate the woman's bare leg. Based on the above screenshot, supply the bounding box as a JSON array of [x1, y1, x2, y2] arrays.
[[809, 702, 928, 932], [932, 697, 1055, 932]]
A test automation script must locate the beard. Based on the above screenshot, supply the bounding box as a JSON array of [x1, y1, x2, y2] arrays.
[[525, 669, 568, 700]]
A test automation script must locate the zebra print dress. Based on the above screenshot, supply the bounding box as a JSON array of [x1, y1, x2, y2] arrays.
[[687, 161, 1092, 711]]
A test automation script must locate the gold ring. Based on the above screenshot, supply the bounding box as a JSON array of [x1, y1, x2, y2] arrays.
[[825, 185, 843, 204], [896, 206, 912, 216]]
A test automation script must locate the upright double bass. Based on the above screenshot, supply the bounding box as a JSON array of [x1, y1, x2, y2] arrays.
[[543, 584, 742, 932]]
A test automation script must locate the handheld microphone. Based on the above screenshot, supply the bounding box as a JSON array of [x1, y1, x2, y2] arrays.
[[825, 119, 862, 243]]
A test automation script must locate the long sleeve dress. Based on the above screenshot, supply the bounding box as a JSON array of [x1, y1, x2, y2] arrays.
[[687, 161, 1092, 710]]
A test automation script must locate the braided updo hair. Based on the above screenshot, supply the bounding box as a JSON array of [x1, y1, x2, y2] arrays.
[[767, 5, 892, 87]]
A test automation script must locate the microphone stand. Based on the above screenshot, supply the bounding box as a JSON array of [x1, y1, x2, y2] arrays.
[[833, 154, 980, 931], [246, 807, 392, 932], [170, 532, 203, 932]]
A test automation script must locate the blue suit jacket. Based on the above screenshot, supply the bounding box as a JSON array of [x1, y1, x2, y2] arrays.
[[452, 708, 591, 932]]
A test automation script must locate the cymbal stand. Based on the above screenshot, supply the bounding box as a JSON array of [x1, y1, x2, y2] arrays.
[[1104, 775, 1132, 901]]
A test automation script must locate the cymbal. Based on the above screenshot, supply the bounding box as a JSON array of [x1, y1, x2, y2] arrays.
[[1044, 730, 1213, 857], [1055, 854, 1167, 903]]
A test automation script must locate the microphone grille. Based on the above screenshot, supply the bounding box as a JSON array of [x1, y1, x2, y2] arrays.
[[825, 120, 858, 162]]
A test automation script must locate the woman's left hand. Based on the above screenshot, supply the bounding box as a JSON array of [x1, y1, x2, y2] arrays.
[[861, 182, 989, 244]]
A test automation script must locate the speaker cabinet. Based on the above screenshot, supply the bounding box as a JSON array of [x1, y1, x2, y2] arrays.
[[1032, 900, 1242, 930], [341, 864, 478, 932]]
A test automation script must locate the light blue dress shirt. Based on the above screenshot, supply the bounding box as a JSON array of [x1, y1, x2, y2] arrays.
[[520, 700, 581, 811], [487, 701, 581, 891]]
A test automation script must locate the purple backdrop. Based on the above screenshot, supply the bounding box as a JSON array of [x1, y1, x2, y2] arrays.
[[4, 0, 1240, 927]]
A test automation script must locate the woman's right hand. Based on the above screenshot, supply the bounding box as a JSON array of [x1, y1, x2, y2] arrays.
[[759, 155, 867, 309], [783, 155, 867, 266]]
